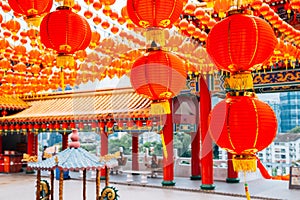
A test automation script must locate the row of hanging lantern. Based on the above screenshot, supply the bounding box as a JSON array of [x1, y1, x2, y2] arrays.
[[126, 0, 187, 158], [0, 1, 135, 95], [0, 0, 220, 97], [2, 0, 300, 97], [0, 118, 156, 135], [127, 0, 187, 102], [252, 1, 300, 71], [206, 4, 278, 199], [173, 0, 300, 72]]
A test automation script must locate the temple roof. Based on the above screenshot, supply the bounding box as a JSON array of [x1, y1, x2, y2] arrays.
[[0, 96, 29, 111], [0, 87, 151, 123]]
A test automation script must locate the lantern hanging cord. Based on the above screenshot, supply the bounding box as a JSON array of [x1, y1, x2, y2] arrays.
[[244, 171, 251, 200], [159, 115, 168, 159]]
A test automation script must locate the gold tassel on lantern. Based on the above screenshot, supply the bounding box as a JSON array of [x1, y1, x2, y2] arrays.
[[244, 181, 251, 200], [232, 154, 256, 200], [63, 0, 74, 7], [145, 28, 166, 48], [25, 17, 42, 27], [150, 101, 170, 115], [232, 154, 257, 173], [160, 131, 168, 159], [57, 55, 74, 68], [228, 72, 254, 91]]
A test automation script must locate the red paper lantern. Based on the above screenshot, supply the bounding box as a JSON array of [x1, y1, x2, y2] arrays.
[[126, 0, 184, 28], [15, 124, 21, 132], [98, 121, 105, 131], [54, 122, 60, 131], [130, 49, 186, 100], [40, 7, 91, 66], [8, 0, 53, 26], [78, 122, 85, 131], [9, 124, 15, 132], [69, 122, 76, 129], [21, 124, 27, 132], [209, 95, 277, 155], [62, 122, 68, 131], [126, 120, 134, 129], [41, 123, 47, 131], [34, 124, 40, 132], [8, 0, 53, 16], [206, 14, 277, 72], [91, 121, 97, 131], [48, 123, 53, 131]]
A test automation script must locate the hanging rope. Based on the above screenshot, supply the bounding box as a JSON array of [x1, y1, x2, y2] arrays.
[[244, 172, 251, 200], [160, 130, 168, 159], [158, 115, 168, 159]]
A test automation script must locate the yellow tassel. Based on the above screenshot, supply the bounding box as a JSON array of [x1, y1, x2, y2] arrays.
[[232, 154, 257, 173], [25, 16, 42, 27], [60, 70, 65, 91], [245, 183, 251, 200], [63, 0, 74, 7], [145, 28, 166, 47], [160, 132, 168, 159], [57, 55, 74, 68], [244, 171, 251, 200], [228, 72, 253, 91], [150, 101, 170, 115], [218, 12, 226, 19]]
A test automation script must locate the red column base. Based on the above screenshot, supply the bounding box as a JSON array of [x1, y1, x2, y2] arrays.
[[200, 184, 216, 190]]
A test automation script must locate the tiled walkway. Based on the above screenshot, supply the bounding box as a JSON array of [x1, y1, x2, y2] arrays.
[[106, 173, 299, 200], [0, 173, 255, 200], [61, 170, 300, 200], [1, 171, 299, 200]]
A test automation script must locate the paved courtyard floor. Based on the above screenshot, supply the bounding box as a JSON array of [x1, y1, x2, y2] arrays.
[[1, 172, 299, 200]]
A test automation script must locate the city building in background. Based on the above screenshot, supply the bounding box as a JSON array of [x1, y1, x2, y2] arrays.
[[280, 91, 300, 132]]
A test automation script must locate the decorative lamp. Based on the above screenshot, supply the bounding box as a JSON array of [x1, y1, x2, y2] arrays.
[[209, 94, 277, 172], [213, 0, 231, 18], [8, 0, 53, 26], [127, 0, 184, 47], [130, 49, 186, 102], [40, 5, 91, 68], [206, 14, 277, 72], [126, 0, 184, 28]]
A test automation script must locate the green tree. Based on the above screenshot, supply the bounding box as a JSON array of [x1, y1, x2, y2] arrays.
[[108, 134, 132, 155], [81, 144, 97, 154], [108, 132, 192, 158], [288, 126, 300, 133], [174, 132, 191, 157]]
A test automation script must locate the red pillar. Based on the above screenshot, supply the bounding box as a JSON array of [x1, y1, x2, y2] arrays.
[[26, 132, 35, 173], [27, 132, 34, 156], [226, 152, 240, 183], [100, 130, 108, 179], [62, 133, 69, 150], [191, 130, 201, 180], [132, 133, 139, 171], [34, 134, 38, 156], [200, 76, 215, 190], [162, 98, 175, 186]]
